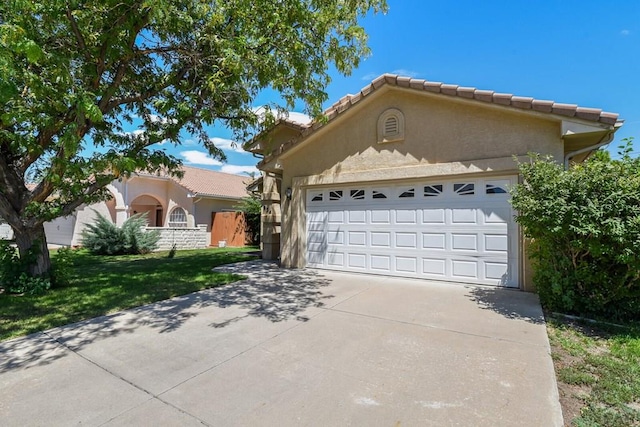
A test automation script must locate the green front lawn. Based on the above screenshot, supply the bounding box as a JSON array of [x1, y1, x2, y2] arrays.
[[548, 316, 640, 426], [0, 247, 256, 341]]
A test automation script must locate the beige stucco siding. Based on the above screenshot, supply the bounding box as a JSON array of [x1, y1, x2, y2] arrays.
[[281, 88, 563, 179]]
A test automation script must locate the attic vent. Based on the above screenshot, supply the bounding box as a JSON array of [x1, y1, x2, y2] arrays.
[[377, 108, 405, 144], [384, 116, 399, 135]]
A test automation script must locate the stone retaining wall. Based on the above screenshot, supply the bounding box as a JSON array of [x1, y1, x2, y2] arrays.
[[148, 224, 208, 250]]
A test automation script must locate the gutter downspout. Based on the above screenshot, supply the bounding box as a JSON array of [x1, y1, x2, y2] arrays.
[[563, 130, 615, 170]]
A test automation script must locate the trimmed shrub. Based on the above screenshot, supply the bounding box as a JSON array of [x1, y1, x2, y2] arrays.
[[82, 211, 159, 255], [510, 141, 640, 321]]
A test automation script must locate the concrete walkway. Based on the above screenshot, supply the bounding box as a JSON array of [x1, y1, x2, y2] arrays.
[[0, 261, 562, 426]]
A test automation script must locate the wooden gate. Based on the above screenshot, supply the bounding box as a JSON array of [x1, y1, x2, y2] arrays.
[[210, 212, 247, 247]]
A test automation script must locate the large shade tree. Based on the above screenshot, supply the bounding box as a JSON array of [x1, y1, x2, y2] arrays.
[[0, 0, 386, 276]]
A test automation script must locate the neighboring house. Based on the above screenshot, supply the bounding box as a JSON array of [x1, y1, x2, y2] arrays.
[[3, 166, 250, 249], [246, 74, 622, 291]]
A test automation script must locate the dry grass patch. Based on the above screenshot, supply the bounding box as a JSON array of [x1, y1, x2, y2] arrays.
[[548, 315, 640, 426]]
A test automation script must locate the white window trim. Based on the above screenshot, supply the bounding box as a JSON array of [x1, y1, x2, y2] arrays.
[[168, 206, 188, 228]]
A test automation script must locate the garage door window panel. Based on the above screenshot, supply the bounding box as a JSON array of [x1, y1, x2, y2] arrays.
[[329, 190, 343, 201], [424, 184, 443, 197], [399, 188, 415, 198], [453, 183, 475, 195], [350, 189, 365, 200], [372, 190, 388, 199]]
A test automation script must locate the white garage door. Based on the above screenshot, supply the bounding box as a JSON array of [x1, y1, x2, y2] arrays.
[[305, 176, 519, 287]]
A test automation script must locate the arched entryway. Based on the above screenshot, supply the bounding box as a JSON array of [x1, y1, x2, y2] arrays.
[[130, 194, 164, 227]]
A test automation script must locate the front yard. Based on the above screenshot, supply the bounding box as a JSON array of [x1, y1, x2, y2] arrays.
[[0, 247, 256, 341], [3, 247, 640, 426], [548, 315, 640, 426]]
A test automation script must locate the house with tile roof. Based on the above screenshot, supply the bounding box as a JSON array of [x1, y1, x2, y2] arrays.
[[38, 165, 251, 248], [247, 73, 622, 291]]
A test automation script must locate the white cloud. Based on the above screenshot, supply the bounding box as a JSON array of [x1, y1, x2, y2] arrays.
[[209, 137, 247, 154], [183, 138, 198, 146], [391, 69, 420, 78], [286, 111, 312, 125], [621, 29, 631, 36], [180, 150, 222, 166], [220, 164, 259, 175], [361, 72, 378, 81], [251, 106, 312, 125], [148, 114, 177, 125]]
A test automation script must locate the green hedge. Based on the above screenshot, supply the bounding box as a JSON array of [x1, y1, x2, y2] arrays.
[[510, 142, 640, 321]]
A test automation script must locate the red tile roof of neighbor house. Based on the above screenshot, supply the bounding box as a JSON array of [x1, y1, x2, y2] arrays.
[[255, 73, 622, 163], [174, 166, 250, 199], [138, 165, 250, 199]]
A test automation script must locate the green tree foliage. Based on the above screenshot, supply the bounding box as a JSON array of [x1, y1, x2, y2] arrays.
[[236, 193, 261, 245], [0, 0, 387, 276], [82, 212, 159, 255], [510, 140, 640, 321]]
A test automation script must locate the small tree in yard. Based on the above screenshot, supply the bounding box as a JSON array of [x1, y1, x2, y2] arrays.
[[236, 193, 261, 245], [0, 0, 387, 278], [510, 140, 640, 321]]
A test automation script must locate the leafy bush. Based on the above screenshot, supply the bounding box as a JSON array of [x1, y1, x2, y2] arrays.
[[236, 193, 261, 244], [82, 211, 159, 255], [8, 273, 51, 295], [510, 141, 640, 321], [0, 240, 51, 295], [51, 247, 76, 286], [0, 240, 22, 286]]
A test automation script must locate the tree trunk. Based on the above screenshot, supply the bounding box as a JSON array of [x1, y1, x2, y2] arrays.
[[13, 223, 51, 277]]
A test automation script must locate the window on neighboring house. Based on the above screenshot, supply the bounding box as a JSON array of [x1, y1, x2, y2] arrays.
[[168, 207, 188, 227], [377, 108, 405, 143]]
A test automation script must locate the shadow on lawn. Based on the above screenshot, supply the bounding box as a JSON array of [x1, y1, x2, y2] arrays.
[[465, 286, 545, 324], [0, 260, 332, 372]]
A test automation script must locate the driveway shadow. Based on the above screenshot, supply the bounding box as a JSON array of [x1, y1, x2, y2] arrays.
[[465, 286, 545, 324], [1, 261, 332, 372], [208, 260, 334, 323]]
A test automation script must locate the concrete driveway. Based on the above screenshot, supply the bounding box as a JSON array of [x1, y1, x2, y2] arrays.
[[0, 261, 562, 426]]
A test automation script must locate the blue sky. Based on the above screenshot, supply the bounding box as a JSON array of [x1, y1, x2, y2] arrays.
[[133, 1, 640, 175]]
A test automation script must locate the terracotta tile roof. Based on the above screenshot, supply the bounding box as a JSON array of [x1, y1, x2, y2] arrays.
[[139, 165, 249, 199], [260, 73, 622, 164], [175, 166, 250, 199]]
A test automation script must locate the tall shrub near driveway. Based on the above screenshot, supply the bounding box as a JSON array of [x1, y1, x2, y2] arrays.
[[510, 142, 640, 321]]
